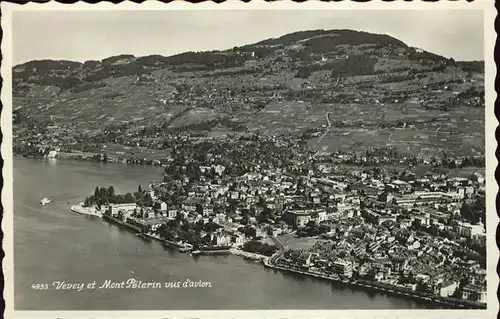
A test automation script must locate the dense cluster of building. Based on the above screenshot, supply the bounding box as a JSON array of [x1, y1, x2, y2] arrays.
[[96, 153, 486, 305]]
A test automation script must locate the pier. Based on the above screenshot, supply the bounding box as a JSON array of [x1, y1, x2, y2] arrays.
[[199, 250, 231, 256], [163, 239, 187, 249], [70, 204, 102, 218], [230, 248, 269, 262]]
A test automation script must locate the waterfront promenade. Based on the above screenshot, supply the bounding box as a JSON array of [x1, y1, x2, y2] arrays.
[[70, 203, 103, 218], [72, 205, 485, 310], [230, 248, 269, 262], [101, 213, 142, 232]]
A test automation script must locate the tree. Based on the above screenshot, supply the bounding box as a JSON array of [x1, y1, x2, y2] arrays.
[[94, 187, 100, 199], [175, 212, 183, 225], [295, 67, 312, 79], [306, 220, 317, 228], [194, 219, 204, 234], [243, 225, 257, 238], [448, 160, 457, 169], [124, 193, 135, 203], [83, 197, 92, 207], [411, 219, 422, 230], [108, 186, 115, 198], [258, 207, 273, 223], [143, 193, 154, 207]]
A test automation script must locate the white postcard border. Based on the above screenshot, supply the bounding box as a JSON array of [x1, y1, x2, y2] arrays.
[[1, 1, 498, 318]]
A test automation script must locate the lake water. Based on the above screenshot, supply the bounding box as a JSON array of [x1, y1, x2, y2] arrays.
[[13, 157, 426, 310]]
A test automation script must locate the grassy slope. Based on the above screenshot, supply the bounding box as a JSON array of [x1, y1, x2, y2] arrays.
[[12, 30, 485, 157]]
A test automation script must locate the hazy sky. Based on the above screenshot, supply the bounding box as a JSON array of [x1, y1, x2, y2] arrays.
[[12, 10, 484, 65]]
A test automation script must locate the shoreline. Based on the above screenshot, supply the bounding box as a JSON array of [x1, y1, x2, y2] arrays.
[[262, 257, 486, 310], [98, 213, 264, 260], [229, 248, 270, 262], [70, 203, 103, 218], [14, 153, 486, 174], [15, 153, 169, 167], [101, 213, 142, 232], [88, 207, 484, 309]]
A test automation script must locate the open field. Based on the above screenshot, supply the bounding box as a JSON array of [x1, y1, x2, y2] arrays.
[[311, 130, 484, 156], [242, 99, 486, 157], [288, 102, 487, 156], [248, 101, 327, 134], [332, 164, 484, 178], [169, 107, 219, 128], [102, 143, 170, 160], [278, 233, 330, 251]]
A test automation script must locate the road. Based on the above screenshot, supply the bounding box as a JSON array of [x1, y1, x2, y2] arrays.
[[316, 111, 331, 145], [269, 236, 286, 265]]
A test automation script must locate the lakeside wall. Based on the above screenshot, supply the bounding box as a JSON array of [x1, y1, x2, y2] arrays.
[[85, 205, 485, 310], [102, 214, 142, 232], [263, 259, 486, 310]]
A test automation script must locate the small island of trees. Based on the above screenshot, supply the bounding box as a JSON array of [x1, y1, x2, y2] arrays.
[[83, 185, 154, 208]]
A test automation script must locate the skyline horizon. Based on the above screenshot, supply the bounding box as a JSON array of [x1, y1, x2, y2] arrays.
[[12, 10, 484, 66], [12, 27, 486, 67]]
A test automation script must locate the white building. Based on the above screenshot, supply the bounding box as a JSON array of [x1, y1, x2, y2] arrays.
[[455, 220, 485, 238], [203, 205, 214, 216], [232, 232, 246, 246], [109, 203, 137, 216], [214, 213, 226, 224]]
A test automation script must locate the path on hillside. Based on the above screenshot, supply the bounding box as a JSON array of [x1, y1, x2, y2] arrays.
[[316, 111, 331, 146]]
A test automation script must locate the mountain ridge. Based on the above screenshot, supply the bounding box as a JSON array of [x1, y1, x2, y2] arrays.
[[13, 29, 483, 69]]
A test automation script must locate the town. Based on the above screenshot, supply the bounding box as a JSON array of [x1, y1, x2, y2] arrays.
[[12, 28, 487, 310], [77, 134, 486, 309]]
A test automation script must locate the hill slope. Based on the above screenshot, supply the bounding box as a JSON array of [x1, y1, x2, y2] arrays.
[[12, 29, 485, 158]]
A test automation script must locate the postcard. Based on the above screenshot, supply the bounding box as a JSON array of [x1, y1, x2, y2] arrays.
[[1, 1, 497, 318]]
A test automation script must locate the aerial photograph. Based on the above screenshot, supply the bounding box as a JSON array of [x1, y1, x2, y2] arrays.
[[10, 9, 488, 311]]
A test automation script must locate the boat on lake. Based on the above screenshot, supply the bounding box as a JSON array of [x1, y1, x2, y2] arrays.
[[40, 198, 52, 206]]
